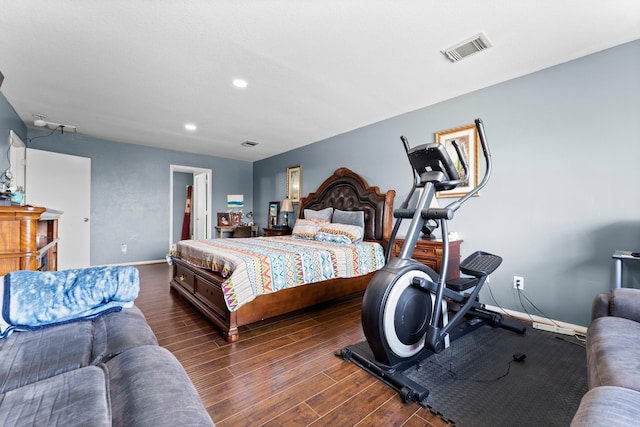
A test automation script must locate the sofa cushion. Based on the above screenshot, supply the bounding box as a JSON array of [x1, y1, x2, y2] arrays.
[[0, 306, 157, 394], [587, 316, 640, 390], [107, 345, 214, 426], [570, 386, 640, 427], [0, 366, 111, 427], [602, 288, 640, 321], [95, 305, 158, 360]]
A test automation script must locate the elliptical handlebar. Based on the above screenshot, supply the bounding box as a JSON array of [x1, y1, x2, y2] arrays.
[[431, 118, 492, 215], [451, 140, 468, 175], [400, 135, 421, 188], [462, 118, 491, 200]]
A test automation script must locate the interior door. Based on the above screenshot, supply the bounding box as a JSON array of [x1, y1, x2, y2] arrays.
[[25, 149, 91, 270], [192, 172, 208, 239]]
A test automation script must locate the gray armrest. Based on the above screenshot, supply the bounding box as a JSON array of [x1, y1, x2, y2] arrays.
[[594, 288, 640, 322], [592, 293, 612, 320]]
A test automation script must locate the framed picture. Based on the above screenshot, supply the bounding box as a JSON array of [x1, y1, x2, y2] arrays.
[[268, 201, 279, 227], [286, 165, 302, 203], [435, 123, 480, 198], [231, 212, 241, 225], [217, 212, 231, 226]]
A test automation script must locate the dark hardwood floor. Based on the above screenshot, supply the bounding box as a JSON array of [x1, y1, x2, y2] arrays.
[[134, 263, 451, 426]]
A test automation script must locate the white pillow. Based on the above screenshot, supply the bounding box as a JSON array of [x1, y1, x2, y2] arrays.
[[291, 219, 328, 239], [304, 207, 334, 222], [316, 223, 364, 244]]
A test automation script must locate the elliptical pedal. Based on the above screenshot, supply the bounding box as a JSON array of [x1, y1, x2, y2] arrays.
[[460, 251, 503, 277]]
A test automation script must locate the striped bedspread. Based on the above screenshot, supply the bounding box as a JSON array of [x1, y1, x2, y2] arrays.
[[173, 236, 385, 312]]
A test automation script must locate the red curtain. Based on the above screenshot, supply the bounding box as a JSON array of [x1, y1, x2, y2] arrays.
[[181, 185, 192, 240]]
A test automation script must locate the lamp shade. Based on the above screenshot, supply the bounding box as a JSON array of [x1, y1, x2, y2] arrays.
[[281, 198, 294, 213]]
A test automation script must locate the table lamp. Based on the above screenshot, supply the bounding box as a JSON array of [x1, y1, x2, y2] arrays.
[[281, 197, 294, 227]]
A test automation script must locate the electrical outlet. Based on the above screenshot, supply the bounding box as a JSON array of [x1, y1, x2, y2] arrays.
[[513, 276, 524, 290], [121, 243, 128, 254]]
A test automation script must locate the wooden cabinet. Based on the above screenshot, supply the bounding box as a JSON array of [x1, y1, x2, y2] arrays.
[[36, 210, 61, 272], [0, 206, 60, 275], [263, 227, 292, 237], [390, 238, 462, 280]]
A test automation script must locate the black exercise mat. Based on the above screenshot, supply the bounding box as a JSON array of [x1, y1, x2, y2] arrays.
[[401, 325, 587, 426]]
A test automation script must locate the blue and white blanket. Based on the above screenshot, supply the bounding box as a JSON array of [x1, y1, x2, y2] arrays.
[[0, 266, 140, 339]]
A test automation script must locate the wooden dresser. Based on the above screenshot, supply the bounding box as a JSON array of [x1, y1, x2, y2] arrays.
[[390, 238, 463, 280], [0, 206, 60, 275]]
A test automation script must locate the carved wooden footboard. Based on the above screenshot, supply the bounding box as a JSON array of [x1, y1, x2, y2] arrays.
[[170, 257, 375, 342]]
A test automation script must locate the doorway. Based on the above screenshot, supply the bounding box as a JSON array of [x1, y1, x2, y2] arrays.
[[25, 149, 91, 270], [169, 165, 211, 249]]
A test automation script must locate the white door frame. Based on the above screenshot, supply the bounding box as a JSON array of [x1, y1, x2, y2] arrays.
[[8, 130, 26, 191], [169, 165, 212, 249], [192, 172, 208, 240]]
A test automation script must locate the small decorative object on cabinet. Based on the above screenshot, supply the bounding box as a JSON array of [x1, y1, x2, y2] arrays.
[[268, 201, 279, 226], [390, 237, 462, 280], [217, 212, 231, 226], [0, 206, 61, 275], [281, 197, 294, 227], [263, 227, 292, 237]]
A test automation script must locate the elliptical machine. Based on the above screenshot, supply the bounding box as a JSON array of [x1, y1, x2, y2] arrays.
[[341, 118, 525, 405]]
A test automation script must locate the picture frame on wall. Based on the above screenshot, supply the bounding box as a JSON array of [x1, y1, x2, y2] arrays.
[[217, 212, 231, 226], [286, 165, 302, 203], [435, 123, 480, 198], [268, 201, 279, 227]]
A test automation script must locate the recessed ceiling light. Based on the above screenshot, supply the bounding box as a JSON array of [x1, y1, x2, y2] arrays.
[[232, 78, 248, 88], [184, 123, 197, 131]]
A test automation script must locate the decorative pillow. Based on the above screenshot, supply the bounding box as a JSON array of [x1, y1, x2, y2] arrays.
[[332, 209, 365, 229], [304, 207, 334, 222], [291, 219, 328, 239], [316, 223, 364, 244]]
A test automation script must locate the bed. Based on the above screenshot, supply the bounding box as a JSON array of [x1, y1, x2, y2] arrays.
[[169, 167, 395, 342]]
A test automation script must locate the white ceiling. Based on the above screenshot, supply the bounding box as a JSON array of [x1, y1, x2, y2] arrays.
[[1, 1, 639, 162]]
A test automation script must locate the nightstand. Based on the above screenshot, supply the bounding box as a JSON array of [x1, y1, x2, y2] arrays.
[[263, 227, 292, 237], [390, 238, 462, 280]]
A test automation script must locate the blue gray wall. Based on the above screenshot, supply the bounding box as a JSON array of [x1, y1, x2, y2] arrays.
[[25, 131, 253, 265], [255, 40, 640, 327], [0, 99, 253, 265], [0, 91, 26, 163]]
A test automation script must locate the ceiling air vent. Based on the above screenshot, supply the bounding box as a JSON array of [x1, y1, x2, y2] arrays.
[[441, 33, 492, 63], [241, 140, 259, 147]]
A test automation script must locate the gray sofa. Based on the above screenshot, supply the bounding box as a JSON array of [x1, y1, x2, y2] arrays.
[[571, 288, 640, 426], [0, 305, 214, 427]]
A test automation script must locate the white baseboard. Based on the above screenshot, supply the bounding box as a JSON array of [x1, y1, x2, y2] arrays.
[[99, 259, 167, 267], [484, 304, 587, 336]]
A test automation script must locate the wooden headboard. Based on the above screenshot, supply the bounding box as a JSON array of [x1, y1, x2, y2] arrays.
[[298, 168, 395, 241]]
